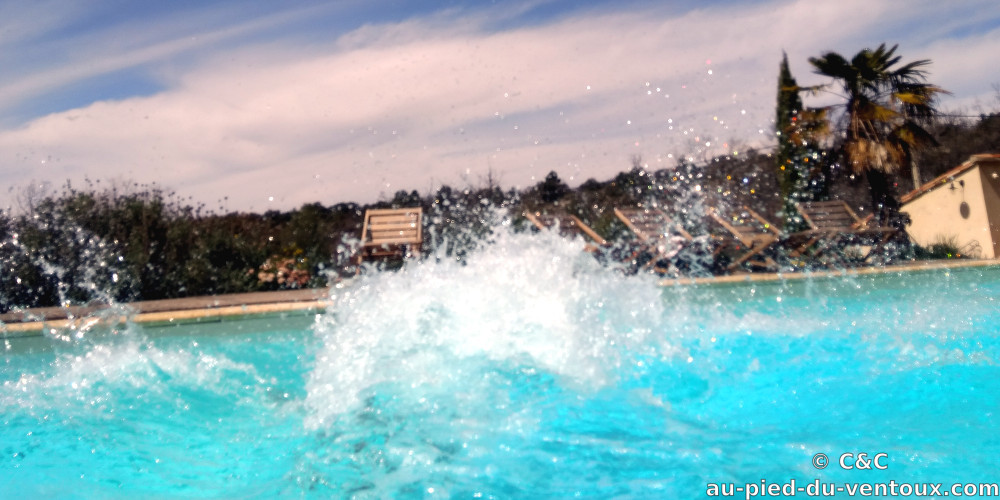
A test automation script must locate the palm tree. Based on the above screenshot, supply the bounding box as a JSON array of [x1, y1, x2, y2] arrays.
[[808, 43, 947, 225]]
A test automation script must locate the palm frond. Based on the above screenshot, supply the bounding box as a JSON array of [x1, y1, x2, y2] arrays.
[[786, 107, 831, 144], [857, 102, 899, 122], [807, 43, 943, 176], [894, 59, 931, 77], [895, 84, 948, 119], [894, 91, 931, 105], [809, 53, 851, 80], [893, 120, 938, 148], [784, 83, 828, 96], [846, 139, 904, 174]]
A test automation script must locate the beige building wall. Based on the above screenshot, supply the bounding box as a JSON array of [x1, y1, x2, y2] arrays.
[[979, 164, 1000, 257], [903, 164, 997, 258]]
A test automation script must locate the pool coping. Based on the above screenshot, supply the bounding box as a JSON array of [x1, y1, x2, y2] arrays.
[[660, 258, 1000, 286], [3, 259, 998, 337], [1, 287, 332, 337]]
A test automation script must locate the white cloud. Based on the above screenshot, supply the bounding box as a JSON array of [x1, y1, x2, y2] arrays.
[[920, 26, 1000, 113], [0, 3, 343, 121], [1, 0, 998, 212]]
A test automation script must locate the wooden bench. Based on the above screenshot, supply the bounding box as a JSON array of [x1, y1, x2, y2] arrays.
[[614, 206, 694, 273], [523, 210, 607, 250], [787, 201, 897, 264], [708, 206, 781, 271], [356, 207, 423, 264]]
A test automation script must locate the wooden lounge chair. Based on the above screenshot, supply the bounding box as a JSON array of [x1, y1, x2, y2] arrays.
[[708, 206, 781, 271], [355, 207, 423, 265], [613, 206, 693, 272], [523, 210, 607, 251], [786, 200, 897, 265]]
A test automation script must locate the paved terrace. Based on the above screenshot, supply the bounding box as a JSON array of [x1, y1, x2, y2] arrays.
[[2, 259, 998, 337]]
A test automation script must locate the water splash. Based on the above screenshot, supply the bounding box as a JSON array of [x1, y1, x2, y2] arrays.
[[2, 323, 263, 416], [304, 221, 667, 429], [0, 208, 135, 345]]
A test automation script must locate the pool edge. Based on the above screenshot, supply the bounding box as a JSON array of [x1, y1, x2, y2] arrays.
[[3, 298, 330, 338], [4, 259, 998, 337], [661, 258, 1000, 286]]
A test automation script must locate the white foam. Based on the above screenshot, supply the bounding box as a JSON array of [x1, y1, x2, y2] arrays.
[[2, 326, 260, 413], [303, 223, 667, 428]]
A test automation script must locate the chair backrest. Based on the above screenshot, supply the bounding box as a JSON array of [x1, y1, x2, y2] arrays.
[[709, 206, 780, 245], [361, 208, 423, 248], [524, 210, 607, 246], [795, 201, 863, 232], [614, 207, 692, 242]]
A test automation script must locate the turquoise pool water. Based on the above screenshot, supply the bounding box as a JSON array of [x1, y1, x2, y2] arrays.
[[2, 231, 999, 498]]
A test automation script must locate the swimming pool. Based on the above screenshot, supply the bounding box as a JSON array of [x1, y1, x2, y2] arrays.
[[3, 230, 999, 498]]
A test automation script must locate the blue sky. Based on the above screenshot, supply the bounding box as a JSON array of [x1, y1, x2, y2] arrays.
[[2, 0, 999, 212]]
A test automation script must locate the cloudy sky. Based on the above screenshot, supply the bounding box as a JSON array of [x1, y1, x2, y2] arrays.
[[1, 0, 998, 212]]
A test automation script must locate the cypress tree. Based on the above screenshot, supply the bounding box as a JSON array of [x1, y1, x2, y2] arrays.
[[775, 52, 824, 230]]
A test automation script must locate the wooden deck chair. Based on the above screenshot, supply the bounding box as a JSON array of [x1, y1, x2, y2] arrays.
[[355, 207, 423, 266], [523, 210, 607, 252], [786, 200, 897, 264], [708, 206, 781, 271], [613, 207, 693, 272]]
